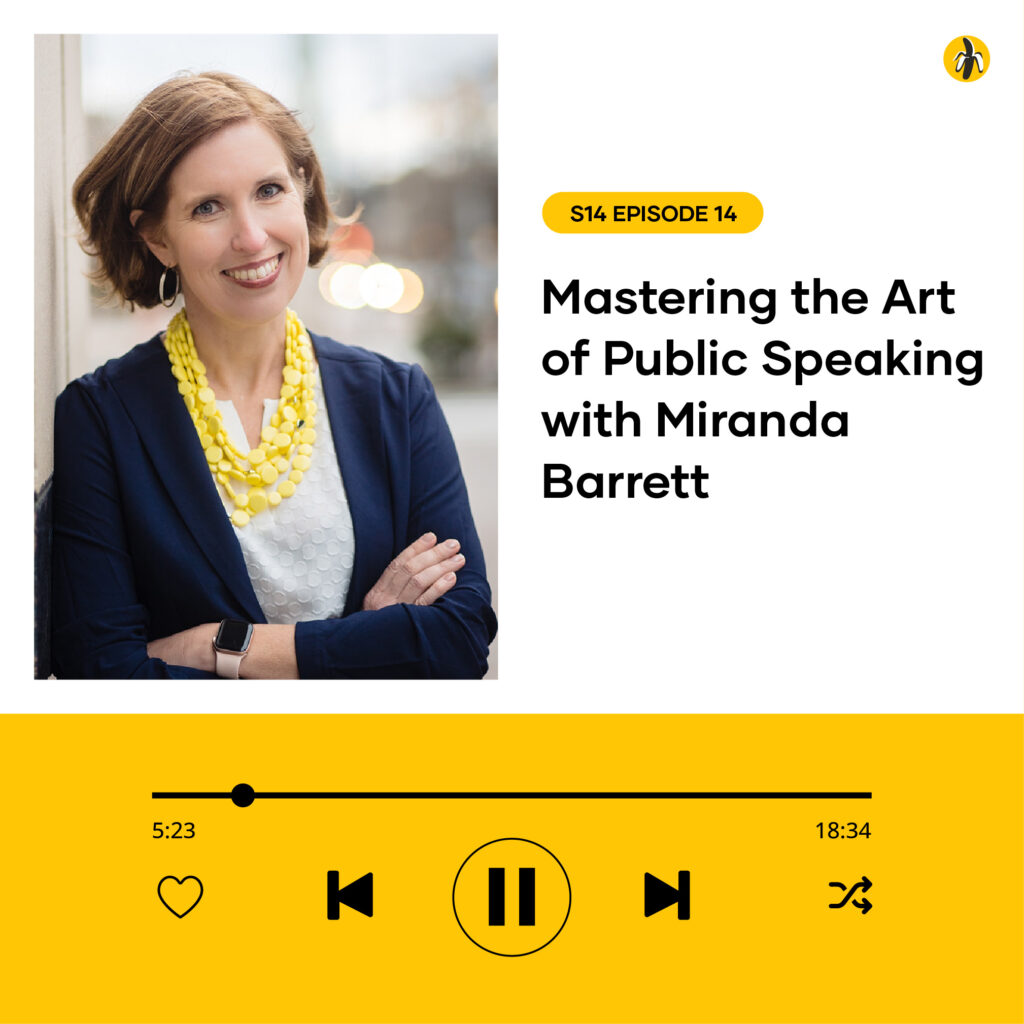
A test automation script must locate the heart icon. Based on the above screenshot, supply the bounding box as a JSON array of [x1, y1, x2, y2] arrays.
[[158, 875, 204, 918]]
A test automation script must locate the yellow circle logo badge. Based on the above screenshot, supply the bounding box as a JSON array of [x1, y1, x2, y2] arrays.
[[944, 36, 988, 82]]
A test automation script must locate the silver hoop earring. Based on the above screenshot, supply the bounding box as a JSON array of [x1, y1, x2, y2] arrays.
[[159, 266, 179, 308]]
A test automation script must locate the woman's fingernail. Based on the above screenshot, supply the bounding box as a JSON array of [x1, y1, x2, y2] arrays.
[[453, 553, 465, 563], [422, 532, 436, 542], [446, 539, 459, 548], [445, 572, 456, 581]]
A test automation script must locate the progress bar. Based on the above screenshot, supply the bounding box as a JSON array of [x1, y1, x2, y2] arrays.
[[153, 784, 872, 807]]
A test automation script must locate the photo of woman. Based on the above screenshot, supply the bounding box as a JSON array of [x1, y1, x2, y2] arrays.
[[45, 56, 497, 679]]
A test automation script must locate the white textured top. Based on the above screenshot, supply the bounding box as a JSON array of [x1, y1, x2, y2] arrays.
[[213, 371, 355, 624]]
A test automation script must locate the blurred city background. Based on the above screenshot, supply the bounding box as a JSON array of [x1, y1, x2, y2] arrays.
[[42, 35, 498, 675]]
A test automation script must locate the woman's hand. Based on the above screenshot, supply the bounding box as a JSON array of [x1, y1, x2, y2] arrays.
[[363, 532, 464, 611]]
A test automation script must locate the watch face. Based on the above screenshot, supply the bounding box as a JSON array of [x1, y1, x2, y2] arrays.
[[216, 619, 253, 653]]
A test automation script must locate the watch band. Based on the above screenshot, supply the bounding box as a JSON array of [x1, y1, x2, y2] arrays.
[[214, 648, 247, 679]]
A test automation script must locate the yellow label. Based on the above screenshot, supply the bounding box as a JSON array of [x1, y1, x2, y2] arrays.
[[543, 192, 763, 233], [1, 714, 1020, 1023]]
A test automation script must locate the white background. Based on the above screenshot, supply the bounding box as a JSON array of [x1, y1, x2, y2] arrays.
[[12, 1, 1023, 712]]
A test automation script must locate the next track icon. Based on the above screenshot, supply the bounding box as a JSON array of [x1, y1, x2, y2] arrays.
[[644, 871, 691, 920]]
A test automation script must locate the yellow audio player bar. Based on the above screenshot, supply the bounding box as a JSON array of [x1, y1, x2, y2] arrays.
[[1, 714, 1020, 1023]]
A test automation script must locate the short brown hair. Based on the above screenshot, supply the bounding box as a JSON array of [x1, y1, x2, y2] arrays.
[[73, 71, 334, 308]]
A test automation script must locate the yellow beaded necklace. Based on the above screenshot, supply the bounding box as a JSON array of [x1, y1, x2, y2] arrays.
[[164, 308, 317, 528]]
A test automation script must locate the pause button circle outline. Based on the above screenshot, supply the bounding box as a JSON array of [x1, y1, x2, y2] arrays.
[[452, 837, 572, 957]]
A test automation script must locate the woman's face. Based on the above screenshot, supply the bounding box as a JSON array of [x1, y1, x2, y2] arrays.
[[144, 119, 310, 332]]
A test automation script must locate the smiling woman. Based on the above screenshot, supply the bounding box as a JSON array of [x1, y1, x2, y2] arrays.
[[54, 71, 496, 679], [132, 120, 310, 340]]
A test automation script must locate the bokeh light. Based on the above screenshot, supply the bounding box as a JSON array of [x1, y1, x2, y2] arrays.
[[318, 262, 342, 305], [389, 269, 425, 314], [320, 257, 428, 316], [360, 263, 405, 309], [329, 264, 368, 309], [330, 222, 375, 266]]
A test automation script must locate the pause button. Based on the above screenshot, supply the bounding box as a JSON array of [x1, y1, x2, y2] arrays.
[[489, 867, 536, 926], [453, 838, 571, 956]]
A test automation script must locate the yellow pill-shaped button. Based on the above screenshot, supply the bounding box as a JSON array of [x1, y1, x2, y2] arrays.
[[171, 364, 187, 381], [231, 509, 250, 528], [289, 469, 304, 484], [261, 425, 277, 444], [218, 460, 232, 473], [283, 367, 302, 387], [280, 384, 296, 399], [271, 412, 281, 428], [273, 456, 289, 472], [199, 432, 212, 449], [245, 472, 261, 486], [292, 454, 311, 472], [205, 445, 223, 464], [277, 480, 296, 498], [247, 448, 266, 466], [260, 463, 279, 484], [191, 358, 206, 375], [233, 493, 249, 508], [297, 443, 313, 456], [202, 401, 218, 418], [272, 432, 291, 449], [197, 387, 215, 405], [178, 380, 194, 396], [216, 471, 229, 485], [206, 414, 222, 434], [268, 491, 282, 507], [302, 401, 317, 419], [296, 428, 313, 444], [185, 394, 197, 410], [247, 489, 269, 514], [282, 406, 297, 422]]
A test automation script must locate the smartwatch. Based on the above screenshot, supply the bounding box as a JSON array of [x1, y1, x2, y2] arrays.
[[213, 619, 254, 678]]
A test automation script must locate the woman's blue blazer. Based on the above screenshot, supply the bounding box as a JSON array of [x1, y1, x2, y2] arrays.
[[51, 331, 496, 678]]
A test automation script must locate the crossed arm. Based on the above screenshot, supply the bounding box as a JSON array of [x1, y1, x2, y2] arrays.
[[146, 532, 466, 677]]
